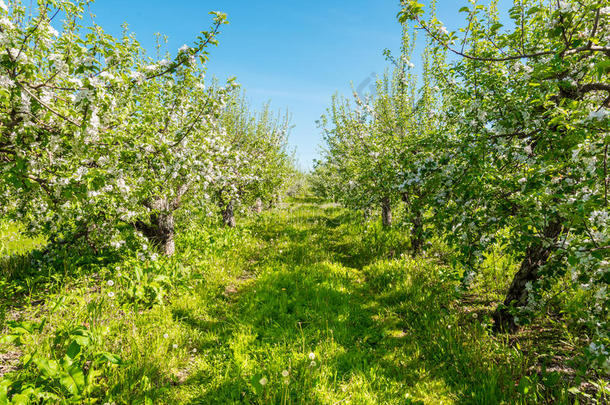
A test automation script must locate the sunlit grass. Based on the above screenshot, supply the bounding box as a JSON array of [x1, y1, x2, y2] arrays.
[[0, 199, 600, 404]]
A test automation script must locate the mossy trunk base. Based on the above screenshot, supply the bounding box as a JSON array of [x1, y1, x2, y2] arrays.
[[492, 220, 562, 332]]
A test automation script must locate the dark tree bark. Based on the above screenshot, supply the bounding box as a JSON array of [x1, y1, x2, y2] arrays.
[[492, 219, 563, 332], [133, 184, 189, 256], [222, 199, 236, 228], [411, 210, 423, 255], [135, 204, 175, 255], [381, 196, 392, 227]]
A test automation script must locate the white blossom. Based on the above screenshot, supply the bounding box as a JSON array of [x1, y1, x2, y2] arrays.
[[0, 75, 14, 88]]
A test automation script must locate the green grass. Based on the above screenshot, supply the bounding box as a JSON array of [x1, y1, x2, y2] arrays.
[[0, 222, 46, 281], [0, 200, 605, 404]]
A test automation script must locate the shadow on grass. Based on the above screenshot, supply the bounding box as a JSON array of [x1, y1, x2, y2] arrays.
[[167, 203, 520, 404], [0, 245, 122, 320]]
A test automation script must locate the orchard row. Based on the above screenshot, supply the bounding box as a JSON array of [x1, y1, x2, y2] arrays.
[[0, 0, 294, 256], [312, 0, 609, 369]]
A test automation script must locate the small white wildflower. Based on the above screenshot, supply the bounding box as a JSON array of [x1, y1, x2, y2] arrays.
[[192, 348, 197, 353], [163, 333, 169, 339], [281, 370, 289, 378], [107, 291, 115, 298], [259, 377, 268, 386], [472, 312, 478, 319], [310, 360, 316, 367], [107, 280, 115, 287], [308, 352, 315, 360], [172, 344, 178, 349]]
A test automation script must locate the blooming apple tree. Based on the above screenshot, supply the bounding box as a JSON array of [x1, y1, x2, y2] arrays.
[[210, 94, 292, 226], [0, 0, 237, 255], [399, 0, 609, 362]]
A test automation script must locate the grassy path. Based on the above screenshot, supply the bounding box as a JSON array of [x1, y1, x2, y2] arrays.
[[162, 201, 522, 404], [2, 199, 572, 404]]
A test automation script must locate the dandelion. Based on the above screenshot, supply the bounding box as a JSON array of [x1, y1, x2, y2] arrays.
[[192, 348, 197, 353], [107, 280, 115, 287], [281, 370, 289, 378], [308, 352, 315, 360], [472, 312, 478, 319], [259, 377, 268, 386], [163, 333, 169, 339], [107, 291, 115, 298], [310, 361, 316, 367]]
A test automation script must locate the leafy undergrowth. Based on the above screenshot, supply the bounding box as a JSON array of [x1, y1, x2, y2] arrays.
[[0, 200, 607, 404]]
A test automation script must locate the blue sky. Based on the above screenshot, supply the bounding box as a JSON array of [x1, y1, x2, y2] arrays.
[[87, 1, 480, 169]]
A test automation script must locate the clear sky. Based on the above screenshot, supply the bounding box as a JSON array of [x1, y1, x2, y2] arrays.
[[83, 0, 405, 169], [86, 1, 489, 170]]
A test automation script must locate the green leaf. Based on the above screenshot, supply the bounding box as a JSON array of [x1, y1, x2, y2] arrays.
[[59, 358, 85, 395], [11, 393, 32, 405], [96, 351, 124, 365], [250, 373, 265, 395], [595, 60, 610, 80], [0, 379, 10, 405], [66, 340, 81, 359], [33, 357, 59, 379], [490, 23, 503, 33], [0, 334, 18, 345]]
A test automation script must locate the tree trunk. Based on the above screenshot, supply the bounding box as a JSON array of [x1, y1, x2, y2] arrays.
[[381, 196, 392, 227], [135, 209, 175, 256], [253, 198, 263, 214], [222, 200, 236, 228], [411, 210, 423, 256], [492, 219, 563, 332]]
